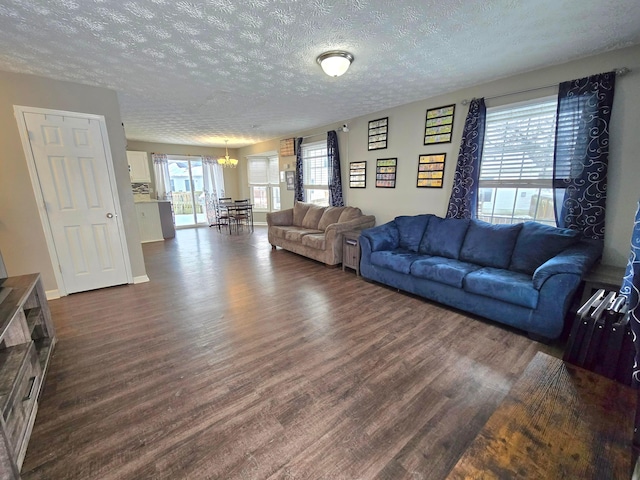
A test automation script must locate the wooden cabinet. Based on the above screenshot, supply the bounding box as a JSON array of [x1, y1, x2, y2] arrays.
[[126, 151, 151, 183], [342, 231, 361, 276], [0, 274, 56, 479]]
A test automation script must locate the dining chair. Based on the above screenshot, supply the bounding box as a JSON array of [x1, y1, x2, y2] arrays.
[[229, 199, 252, 233], [210, 197, 233, 232]]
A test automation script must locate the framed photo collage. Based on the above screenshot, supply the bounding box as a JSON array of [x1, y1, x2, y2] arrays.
[[349, 105, 455, 189]]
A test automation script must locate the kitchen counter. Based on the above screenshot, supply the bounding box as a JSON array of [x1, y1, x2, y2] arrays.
[[134, 200, 174, 242]]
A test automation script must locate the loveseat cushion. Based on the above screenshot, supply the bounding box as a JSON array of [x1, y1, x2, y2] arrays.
[[395, 215, 432, 252], [293, 202, 312, 226], [285, 227, 323, 242], [463, 267, 539, 309], [410, 257, 481, 288], [317, 206, 345, 231], [459, 220, 522, 269], [338, 206, 363, 223], [301, 205, 325, 229], [269, 225, 290, 240], [509, 222, 581, 275], [301, 233, 326, 250], [361, 223, 400, 252], [419, 216, 470, 259], [370, 249, 422, 274]]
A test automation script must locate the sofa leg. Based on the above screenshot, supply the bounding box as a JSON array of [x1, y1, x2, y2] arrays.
[[271, 244, 276, 250]]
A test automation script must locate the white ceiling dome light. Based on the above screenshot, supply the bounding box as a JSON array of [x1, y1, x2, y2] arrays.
[[316, 50, 354, 77]]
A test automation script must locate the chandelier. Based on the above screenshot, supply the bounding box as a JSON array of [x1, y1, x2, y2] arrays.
[[217, 140, 238, 168]]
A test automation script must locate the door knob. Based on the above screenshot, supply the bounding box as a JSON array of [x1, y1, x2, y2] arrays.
[[106, 213, 114, 218]]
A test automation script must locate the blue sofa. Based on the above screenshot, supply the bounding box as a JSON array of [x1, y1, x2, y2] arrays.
[[360, 215, 603, 340]]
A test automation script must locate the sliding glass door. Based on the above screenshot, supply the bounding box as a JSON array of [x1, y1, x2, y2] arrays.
[[167, 157, 205, 227]]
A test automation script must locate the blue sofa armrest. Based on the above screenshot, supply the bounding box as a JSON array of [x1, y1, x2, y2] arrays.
[[361, 221, 400, 252], [533, 238, 603, 289]]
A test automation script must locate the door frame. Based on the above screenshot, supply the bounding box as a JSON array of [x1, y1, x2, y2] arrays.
[[14, 105, 133, 297]]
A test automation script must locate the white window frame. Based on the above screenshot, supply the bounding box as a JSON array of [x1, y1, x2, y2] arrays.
[[302, 141, 329, 206], [247, 154, 280, 212], [477, 95, 558, 226]]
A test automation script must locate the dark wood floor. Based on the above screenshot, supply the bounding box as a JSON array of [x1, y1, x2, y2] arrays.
[[20, 226, 558, 480]]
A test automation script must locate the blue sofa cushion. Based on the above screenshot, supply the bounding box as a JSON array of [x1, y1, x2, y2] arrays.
[[370, 249, 422, 274], [510, 222, 581, 275], [459, 220, 522, 269], [419, 216, 470, 259], [411, 257, 481, 288], [464, 267, 539, 309], [361, 222, 400, 252], [395, 215, 432, 252]]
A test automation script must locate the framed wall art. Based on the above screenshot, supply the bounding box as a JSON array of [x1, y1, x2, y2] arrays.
[[417, 153, 446, 188], [285, 170, 295, 190], [349, 161, 367, 188], [376, 158, 397, 188], [368, 117, 388, 150], [280, 137, 296, 156], [424, 105, 455, 145]]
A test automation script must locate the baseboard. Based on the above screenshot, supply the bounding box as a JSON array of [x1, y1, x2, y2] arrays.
[[253, 221, 267, 226], [45, 289, 61, 300], [133, 275, 150, 284]]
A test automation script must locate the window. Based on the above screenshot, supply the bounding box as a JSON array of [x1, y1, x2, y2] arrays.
[[248, 155, 280, 212], [302, 141, 329, 206], [477, 96, 558, 226]]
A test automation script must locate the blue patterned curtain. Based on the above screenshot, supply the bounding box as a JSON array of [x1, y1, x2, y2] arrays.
[[620, 199, 640, 388], [446, 98, 486, 219], [327, 130, 344, 207], [294, 137, 304, 202], [553, 72, 616, 240]]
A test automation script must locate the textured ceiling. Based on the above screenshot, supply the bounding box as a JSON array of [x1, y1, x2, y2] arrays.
[[0, 0, 639, 148]]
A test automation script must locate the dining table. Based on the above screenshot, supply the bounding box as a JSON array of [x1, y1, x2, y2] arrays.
[[220, 200, 254, 234]]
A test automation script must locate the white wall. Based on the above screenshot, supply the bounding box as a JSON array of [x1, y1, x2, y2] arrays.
[[0, 71, 146, 292], [239, 44, 640, 268]]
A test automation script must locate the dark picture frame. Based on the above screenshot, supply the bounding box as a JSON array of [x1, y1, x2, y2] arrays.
[[285, 170, 295, 190], [368, 117, 388, 150], [376, 158, 397, 188], [424, 105, 455, 145], [417, 153, 446, 188], [349, 161, 367, 188]]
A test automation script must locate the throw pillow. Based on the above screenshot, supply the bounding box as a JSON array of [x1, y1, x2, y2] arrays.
[[293, 202, 312, 226], [338, 206, 362, 223], [301, 205, 325, 229], [395, 215, 433, 252], [459, 220, 523, 269], [419, 216, 470, 259], [510, 222, 581, 274], [318, 206, 345, 230]]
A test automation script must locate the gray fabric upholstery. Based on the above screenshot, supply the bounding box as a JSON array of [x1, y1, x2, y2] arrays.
[[267, 205, 375, 266]]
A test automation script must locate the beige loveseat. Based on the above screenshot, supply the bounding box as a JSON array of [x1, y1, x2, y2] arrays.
[[267, 202, 376, 266]]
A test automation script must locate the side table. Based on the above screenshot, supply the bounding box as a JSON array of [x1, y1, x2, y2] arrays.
[[342, 231, 361, 276], [580, 263, 626, 305]]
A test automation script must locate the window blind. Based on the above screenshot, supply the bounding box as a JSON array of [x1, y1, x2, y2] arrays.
[[302, 143, 328, 186], [248, 156, 279, 185], [479, 98, 558, 188]]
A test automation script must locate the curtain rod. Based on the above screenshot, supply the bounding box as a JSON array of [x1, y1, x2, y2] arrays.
[[460, 67, 630, 106], [300, 132, 328, 140]]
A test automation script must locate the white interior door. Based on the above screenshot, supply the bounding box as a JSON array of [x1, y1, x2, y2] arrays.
[[20, 110, 129, 294]]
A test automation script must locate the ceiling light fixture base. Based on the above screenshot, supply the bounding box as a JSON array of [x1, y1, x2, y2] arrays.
[[316, 50, 354, 77]]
